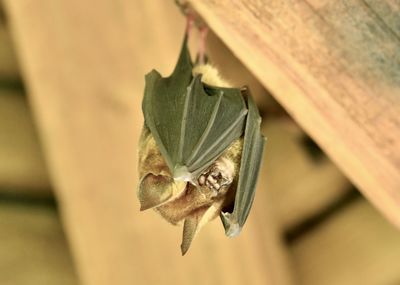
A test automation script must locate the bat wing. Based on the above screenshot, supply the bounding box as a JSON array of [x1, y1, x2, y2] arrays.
[[143, 37, 248, 181], [221, 87, 265, 237]]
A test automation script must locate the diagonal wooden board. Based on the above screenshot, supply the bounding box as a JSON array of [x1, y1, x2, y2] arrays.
[[3, 1, 294, 284], [0, 90, 51, 192], [291, 199, 400, 285], [189, 0, 400, 227]]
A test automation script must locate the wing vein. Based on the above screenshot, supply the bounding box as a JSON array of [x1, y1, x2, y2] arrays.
[[178, 84, 192, 162], [186, 92, 223, 164], [189, 109, 248, 171]]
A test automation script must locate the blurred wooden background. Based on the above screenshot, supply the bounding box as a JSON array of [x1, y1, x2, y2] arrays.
[[0, 0, 399, 285]]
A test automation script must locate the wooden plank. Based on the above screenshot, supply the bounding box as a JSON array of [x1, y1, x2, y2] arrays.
[[259, 118, 351, 230], [189, 1, 400, 227], [0, 90, 50, 193], [291, 198, 400, 285], [3, 1, 295, 285], [0, 10, 20, 80], [0, 203, 78, 285]]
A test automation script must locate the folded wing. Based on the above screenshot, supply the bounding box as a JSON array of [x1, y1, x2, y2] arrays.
[[143, 37, 247, 181]]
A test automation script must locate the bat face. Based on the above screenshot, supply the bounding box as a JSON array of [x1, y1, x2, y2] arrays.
[[138, 35, 264, 255]]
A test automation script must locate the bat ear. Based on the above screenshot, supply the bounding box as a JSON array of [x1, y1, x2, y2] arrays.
[[181, 204, 221, 255], [138, 174, 186, 211], [138, 174, 175, 211], [181, 216, 200, 255], [220, 87, 265, 237]]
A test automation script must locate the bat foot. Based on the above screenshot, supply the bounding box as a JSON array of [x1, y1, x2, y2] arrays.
[[197, 26, 208, 65], [198, 157, 234, 195]]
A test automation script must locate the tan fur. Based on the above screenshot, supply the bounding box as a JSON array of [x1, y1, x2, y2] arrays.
[[193, 64, 232, 87]]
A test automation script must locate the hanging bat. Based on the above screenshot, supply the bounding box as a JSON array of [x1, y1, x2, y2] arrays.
[[138, 35, 265, 255]]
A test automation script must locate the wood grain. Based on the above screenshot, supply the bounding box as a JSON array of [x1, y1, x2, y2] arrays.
[[3, 1, 295, 284], [189, 0, 400, 227]]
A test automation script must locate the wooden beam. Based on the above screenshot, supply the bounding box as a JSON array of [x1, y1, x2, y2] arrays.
[[291, 198, 400, 285], [0, 90, 50, 193], [190, 0, 400, 227], [0, 204, 78, 284], [259, 118, 351, 230], [0, 16, 20, 80]]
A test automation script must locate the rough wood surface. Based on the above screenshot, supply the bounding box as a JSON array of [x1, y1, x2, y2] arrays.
[[3, 1, 294, 285], [189, 0, 400, 227]]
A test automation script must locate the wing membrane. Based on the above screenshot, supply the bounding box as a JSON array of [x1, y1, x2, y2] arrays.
[[143, 37, 247, 181], [221, 87, 265, 237]]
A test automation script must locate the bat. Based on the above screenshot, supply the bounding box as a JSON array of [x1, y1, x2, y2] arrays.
[[138, 34, 265, 255]]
